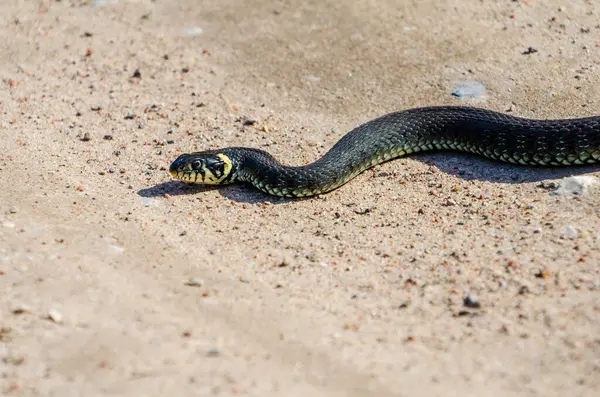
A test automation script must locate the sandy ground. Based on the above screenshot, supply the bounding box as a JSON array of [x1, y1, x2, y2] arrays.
[[1, 0, 599, 396]]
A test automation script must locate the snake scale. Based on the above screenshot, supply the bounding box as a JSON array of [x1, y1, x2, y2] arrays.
[[169, 106, 600, 197]]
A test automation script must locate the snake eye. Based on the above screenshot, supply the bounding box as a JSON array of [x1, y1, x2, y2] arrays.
[[191, 160, 202, 170]]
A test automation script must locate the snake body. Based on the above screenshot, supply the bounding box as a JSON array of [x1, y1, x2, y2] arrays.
[[169, 106, 600, 197]]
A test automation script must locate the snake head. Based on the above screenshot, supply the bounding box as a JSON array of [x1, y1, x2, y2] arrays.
[[169, 152, 235, 184]]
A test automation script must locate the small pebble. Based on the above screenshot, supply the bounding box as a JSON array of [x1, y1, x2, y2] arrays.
[[12, 304, 31, 315], [463, 293, 481, 308], [518, 285, 530, 295], [132, 68, 142, 79], [537, 180, 558, 190], [47, 309, 62, 323], [81, 132, 91, 142], [206, 348, 220, 357], [551, 176, 598, 196], [535, 269, 552, 279], [521, 46, 538, 55], [181, 27, 203, 37], [451, 81, 486, 99], [243, 117, 259, 126], [91, 0, 116, 7], [107, 245, 125, 254], [103, 134, 113, 140], [139, 197, 153, 206], [8, 207, 18, 214], [186, 277, 204, 287], [561, 225, 579, 239], [442, 198, 456, 206]]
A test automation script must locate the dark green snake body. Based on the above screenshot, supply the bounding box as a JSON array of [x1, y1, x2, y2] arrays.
[[169, 106, 600, 197]]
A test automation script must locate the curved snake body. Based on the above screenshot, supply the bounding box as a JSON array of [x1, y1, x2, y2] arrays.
[[169, 106, 600, 197]]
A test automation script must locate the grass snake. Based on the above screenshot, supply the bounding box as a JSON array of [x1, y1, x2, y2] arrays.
[[169, 106, 600, 197]]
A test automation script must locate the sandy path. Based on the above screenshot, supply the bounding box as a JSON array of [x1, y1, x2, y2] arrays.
[[1, 1, 599, 396]]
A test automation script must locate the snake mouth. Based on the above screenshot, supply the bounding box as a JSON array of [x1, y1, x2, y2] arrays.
[[168, 156, 194, 181], [169, 169, 199, 183]]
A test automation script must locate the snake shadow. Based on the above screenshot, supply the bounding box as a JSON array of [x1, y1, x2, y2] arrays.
[[415, 152, 600, 184], [139, 154, 599, 204], [137, 180, 301, 204], [138, 180, 219, 197]]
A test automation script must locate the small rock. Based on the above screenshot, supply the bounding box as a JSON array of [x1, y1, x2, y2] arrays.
[[442, 198, 457, 206], [561, 225, 579, 239], [81, 132, 91, 142], [8, 207, 18, 214], [139, 197, 153, 206], [463, 293, 481, 308], [103, 134, 113, 140], [518, 285, 530, 295], [180, 27, 203, 37], [12, 304, 31, 315], [206, 348, 220, 357], [91, 0, 116, 7], [132, 68, 142, 79], [352, 207, 372, 215], [551, 176, 599, 196], [185, 277, 204, 287], [107, 245, 125, 254], [535, 269, 552, 279], [243, 117, 259, 126], [451, 81, 486, 99], [521, 46, 538, 55], [537, 180, 558, 190], [47, 309, 62, 323]]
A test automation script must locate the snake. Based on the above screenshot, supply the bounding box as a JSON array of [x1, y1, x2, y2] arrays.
[[169, 106, 600, 197]]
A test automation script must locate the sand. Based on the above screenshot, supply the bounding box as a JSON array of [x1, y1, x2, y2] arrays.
[[1, 0, 599, 396]]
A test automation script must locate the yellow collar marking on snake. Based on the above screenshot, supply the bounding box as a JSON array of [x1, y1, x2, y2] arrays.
[[201, 153, 233, 184]]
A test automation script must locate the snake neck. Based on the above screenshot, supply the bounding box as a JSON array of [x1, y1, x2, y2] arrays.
[[220, 145, 400, 198], [219, 147, 319, 197]]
